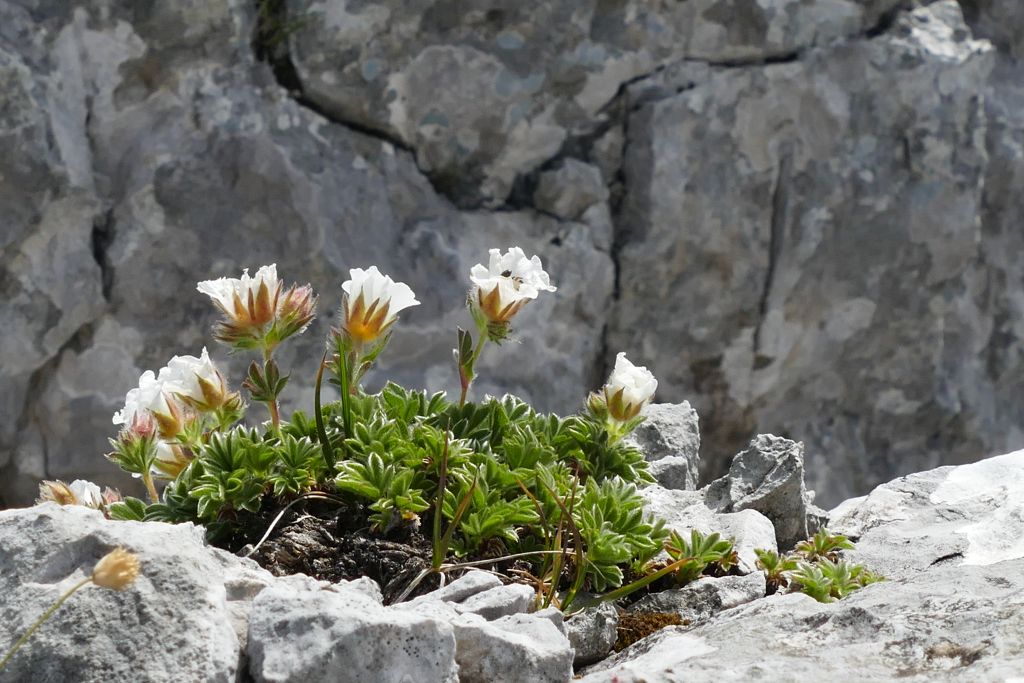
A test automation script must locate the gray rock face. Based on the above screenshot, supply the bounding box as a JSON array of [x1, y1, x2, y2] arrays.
[[610, 0, 1012, 507], [565, 602, 619, 667], [582, 449, 1024, 682], [286, 0, 901, 207], [623, 401, 701, 491], [534, 160, 609, 221], [704, 434, 817, 550], [0, 0, 612, 506]]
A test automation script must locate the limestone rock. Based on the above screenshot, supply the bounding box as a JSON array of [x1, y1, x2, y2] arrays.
[[0, 503, 260, 682], [452, 611, 574, 683], [611, 0, 1000, 507], [626, 573, 766, 624], [581, 448, 1024, 681], [581, 559, 1024, 681], [565, 602, 619, 667], [830, 448, 1024, 581], [286, 0, 902, 206], [451, 582, 536, 621], [534, 159, 609, 221], [704, 434, 817, 550], [640, 485, 777, 573], [247, 580, 460, 683], [624, 401, 701, 491]]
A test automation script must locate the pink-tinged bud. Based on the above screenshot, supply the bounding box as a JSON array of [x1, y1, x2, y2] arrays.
[[102, 487, 123, 506], [278, 284, 317, 339], [128, 412, 157, 441]]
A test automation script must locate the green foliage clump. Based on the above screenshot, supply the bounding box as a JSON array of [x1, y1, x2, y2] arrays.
[[755, 529, 882, 603], [110, 382, 667, 608], [97, 255, 687, 611]]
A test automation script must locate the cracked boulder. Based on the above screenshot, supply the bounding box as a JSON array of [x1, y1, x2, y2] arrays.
[[704, 434, 823, 550], [565, 602, 619, 667], [285, 0, 902, 206], [580, 560, 1024, 682], [611, 1, 1000, 507], [624, 401, 701, 491]]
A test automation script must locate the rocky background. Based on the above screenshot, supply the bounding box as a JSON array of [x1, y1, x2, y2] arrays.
[[2, 0, 1022, 508]]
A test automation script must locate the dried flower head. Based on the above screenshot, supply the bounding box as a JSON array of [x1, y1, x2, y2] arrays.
[[340, 266, 420, 344], [37, 480, 76, 506], [470, 247, 557, 326], [36, 479, 105, 509], [91, 547, 140, 591]]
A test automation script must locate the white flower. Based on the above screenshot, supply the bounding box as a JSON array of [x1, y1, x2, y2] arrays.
[[158, 347, 229, 411], [112, 370, 175, 427], [69, 479, 104, 508], [341, 266, 420, 343], [197, 264, 317, 350], [470, 247, 557, 324], [196, 264, 281, 320], [604, 352, 658, 422]]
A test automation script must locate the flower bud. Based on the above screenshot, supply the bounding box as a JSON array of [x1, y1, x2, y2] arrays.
[[278, 283, 317, 340], [36, 480, 76, 506], [603, 352, 658, 422], [91, 547, 140, 591], [151, 441, 191, 480]]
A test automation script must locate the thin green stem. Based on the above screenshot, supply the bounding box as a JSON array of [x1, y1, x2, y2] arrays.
[[261, 347, 282, 437], [459, 334, 488, 406], [0, 577, 92, 672]]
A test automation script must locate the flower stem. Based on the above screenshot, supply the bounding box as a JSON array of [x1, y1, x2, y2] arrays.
[[0, 577, 92, 672], [261, 347, 282, 436], [459, 334, 489, 406], [141, 470, 159, 504]]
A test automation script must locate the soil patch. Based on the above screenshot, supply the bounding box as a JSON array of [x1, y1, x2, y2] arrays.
[[214, 498, 446, 602]]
